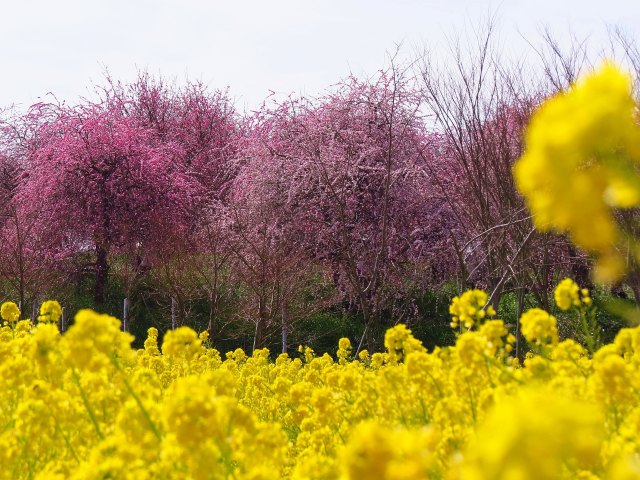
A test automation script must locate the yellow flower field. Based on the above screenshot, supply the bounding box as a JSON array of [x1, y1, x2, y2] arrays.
[[0, 281, 638, 479]]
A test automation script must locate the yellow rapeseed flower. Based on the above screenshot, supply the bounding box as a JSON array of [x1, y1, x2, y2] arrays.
[[0, 301, 20, 323], [554, 278, 581, 311], [520, 308, 558, 345], [514, 64, 640, 282], [38, 300, 62, 323]]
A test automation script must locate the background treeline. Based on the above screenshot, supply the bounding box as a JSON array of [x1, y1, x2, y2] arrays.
[[0, 25, 638, 353]]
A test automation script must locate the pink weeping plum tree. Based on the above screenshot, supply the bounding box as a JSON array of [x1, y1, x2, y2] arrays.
[[120, 74, 239, 324], [238, 67, 455, 350], [224, 107, 335, 351], [20, 97, 186, 305]]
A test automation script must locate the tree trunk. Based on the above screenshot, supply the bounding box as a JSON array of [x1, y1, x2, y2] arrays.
[[18, 288, 24, 321], [281, 303, 288, 354], [569, 245, 592, 290], [488, 275, 504, 311], [515, 287, 526, 363], [95, 244, 109, 305], [627, 270, 640, 308], [364, 311, 384, 353], [253, 296, 268, 352], [208, 293, 216, 336], [253, 318, 266, 353]]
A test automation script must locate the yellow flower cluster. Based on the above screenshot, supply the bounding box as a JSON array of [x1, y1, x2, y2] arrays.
[[0, 285, 638, 479], [554, 278, 592, 310], [38, 300, 63, 323], [1, 301, 20, 323], [514, 64, 640, 282], [520, 308, 559, 345], [449, 289, 496, 329]]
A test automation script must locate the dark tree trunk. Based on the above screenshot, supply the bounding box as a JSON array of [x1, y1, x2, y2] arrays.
[[488, 275, 504, 311], [627, 270, 640, 308], [568, 245, 592, 290], [253, 317, 266, 352], [253, 297, 268, 352], [364, 311, 384, 353], [207, 293, 216, 336], [515, 287, 526, 363], [281, 303, 288, 354], [95, 244, 109, 305]]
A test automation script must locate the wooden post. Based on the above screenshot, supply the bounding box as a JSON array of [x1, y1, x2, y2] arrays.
[[123, 297, 129, 332], [252, 319, 259, 354], [281, 304, 287, 354], [171, 297, 177, 330]]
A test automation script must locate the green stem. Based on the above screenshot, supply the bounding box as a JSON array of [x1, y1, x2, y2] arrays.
[[110, 354, 162, 440], [72, 369, 104, 440], [53, 416, 80, 463]]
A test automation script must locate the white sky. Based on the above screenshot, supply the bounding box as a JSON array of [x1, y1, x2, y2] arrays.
[[2, 0, 639, 112]]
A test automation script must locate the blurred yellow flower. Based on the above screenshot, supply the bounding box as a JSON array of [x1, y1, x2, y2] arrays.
[[0, 301, 20, 323], [514, 64, 640, 282]]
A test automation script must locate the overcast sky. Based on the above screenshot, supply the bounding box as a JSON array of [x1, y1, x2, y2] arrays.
[[2, 0, 639, 112]]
